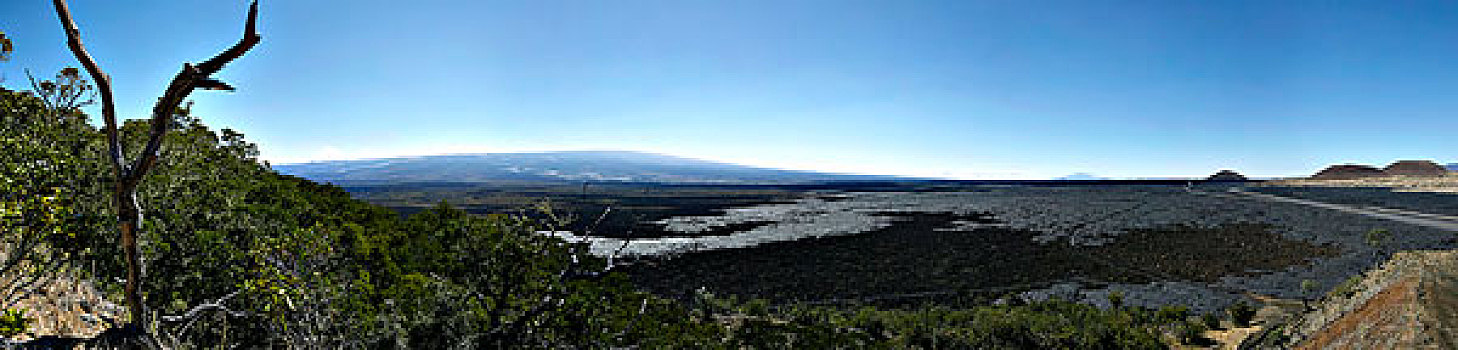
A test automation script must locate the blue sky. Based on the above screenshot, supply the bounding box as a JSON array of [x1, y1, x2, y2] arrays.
[[3, 0, 1457, 179]]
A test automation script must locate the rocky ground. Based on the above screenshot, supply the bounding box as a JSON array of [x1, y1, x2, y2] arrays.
[[606, 184, 1458, 315], [1248, 186, 1458, 217], [0, 261, 123, 345], [992, 185, 1457, 313]]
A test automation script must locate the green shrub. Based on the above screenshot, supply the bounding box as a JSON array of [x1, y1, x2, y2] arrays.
[[1202, 312, 1221, 330], [1228, 301, 1257, 327], [1155, 305, 1189, 324], [0, 309, 29, 338], [1328, 275, 1363, 299], [1107, 291, 1125, 309], [1365, 228, 1391, 248], [1178, 319, 1208, 345], [744, 298, 770, 317]]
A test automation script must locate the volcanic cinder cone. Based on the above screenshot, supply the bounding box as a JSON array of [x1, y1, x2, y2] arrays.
[[1382, 160, 1449, 177], [1311, 164, 1385, 180]]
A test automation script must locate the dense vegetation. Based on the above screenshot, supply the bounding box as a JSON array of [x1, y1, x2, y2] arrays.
[[2, 48, 1195, 349]]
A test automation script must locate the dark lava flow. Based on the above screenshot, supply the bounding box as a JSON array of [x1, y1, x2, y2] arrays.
[[621, 212, 1338, 305]]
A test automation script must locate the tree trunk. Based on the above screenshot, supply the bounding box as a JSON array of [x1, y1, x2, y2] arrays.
[[115, 188, 147, 336]]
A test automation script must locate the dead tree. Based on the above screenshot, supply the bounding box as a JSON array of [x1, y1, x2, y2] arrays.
[[50, 0, 261, 346]]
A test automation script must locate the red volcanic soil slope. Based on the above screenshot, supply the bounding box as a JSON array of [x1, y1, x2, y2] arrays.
[[1291, 250, 1458, 349]]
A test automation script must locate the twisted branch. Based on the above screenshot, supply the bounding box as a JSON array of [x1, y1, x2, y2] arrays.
[[127, 0, 261, 187], [50, 0, 122, 176]]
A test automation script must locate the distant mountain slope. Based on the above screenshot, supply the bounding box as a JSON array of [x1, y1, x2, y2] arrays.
[[272, 151, 907, 184], [1054, 173, 1107, 180]]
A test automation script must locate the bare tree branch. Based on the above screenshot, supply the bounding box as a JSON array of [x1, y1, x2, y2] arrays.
[[50, 0, 122, 175], [24, 70, 55, 114], [0, 227, 45, 295], [127, 0, 261, 186], [160, 290, 248, 326], [612, 297, 649, 342], [195, 1, 261, 76], [586, 206, 612, 236], [1, 248, 66, 307]]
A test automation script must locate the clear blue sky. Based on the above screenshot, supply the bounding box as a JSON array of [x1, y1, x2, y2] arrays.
[[4, 0, 1457, 179]]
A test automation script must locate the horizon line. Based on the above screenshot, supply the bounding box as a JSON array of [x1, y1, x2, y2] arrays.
[[264, 149, 1343, 181]]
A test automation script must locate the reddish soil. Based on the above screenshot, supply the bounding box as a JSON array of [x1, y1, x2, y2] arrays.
[[1295, 251, 1458, 349], [1296, 277, 1423, 349]]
